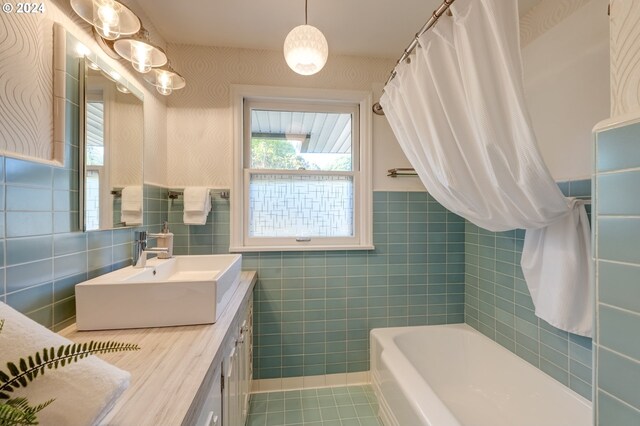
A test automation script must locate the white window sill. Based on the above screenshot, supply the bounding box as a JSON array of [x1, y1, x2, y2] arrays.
[[229, 245, 375, 253]]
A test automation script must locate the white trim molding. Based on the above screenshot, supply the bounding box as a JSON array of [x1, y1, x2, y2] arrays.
[[251, 372, 371, 393], [230, 84, 373, 252]]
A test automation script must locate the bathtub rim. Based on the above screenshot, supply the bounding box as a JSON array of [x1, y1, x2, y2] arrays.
[[370, 323, 592, 426]]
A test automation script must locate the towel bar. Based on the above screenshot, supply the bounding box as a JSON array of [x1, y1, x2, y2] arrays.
[[387, 168, 418, 178], [167, 189, 230, 200]]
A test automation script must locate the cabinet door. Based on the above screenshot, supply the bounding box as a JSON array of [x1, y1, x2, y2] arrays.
[[239, 298, 253, 423], [195, 363, 222, 426], [238, 319, 248, 424], [223, 343, 240, 426]]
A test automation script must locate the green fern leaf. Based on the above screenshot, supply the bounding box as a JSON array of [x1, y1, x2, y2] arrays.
[[6, 364, 18, 378], [0, 396, 52, 425], [0, 397, 55, 425], [1, 341, 140, 398]]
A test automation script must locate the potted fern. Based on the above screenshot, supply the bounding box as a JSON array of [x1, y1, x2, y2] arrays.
[[0, 319, 139, 425]]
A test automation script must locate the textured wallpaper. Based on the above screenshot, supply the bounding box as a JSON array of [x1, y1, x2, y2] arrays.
[[610, 0, 640, 117], [0, 11, 53, 160], [110, 91, 144, 187], [165, 45, 394, 188], [0, 0, 168, 185], [519, 0, 592, 47]]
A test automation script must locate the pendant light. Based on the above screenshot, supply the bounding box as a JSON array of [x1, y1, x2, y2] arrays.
[[70, 0, 140, 40], [283, 0, 328, 76], [142, 64, 186, 96], [113, 28, 167, 73]]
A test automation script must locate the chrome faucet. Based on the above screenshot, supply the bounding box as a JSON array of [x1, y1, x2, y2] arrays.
[[133, 231, 148, 267], [135, 246, 169, 268], [133, 225, 174, 268]]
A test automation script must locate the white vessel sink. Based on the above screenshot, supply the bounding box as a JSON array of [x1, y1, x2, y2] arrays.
[[75, 254, 242, 331]]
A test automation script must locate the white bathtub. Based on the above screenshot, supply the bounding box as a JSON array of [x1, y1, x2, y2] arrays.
[[370, 324, 591, 426]]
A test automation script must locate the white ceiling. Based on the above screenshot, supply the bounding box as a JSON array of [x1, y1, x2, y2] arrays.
[[133, 0, 542, 58]]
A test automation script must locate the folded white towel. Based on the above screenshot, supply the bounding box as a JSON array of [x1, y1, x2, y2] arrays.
[[121, 186, 143, 225], [0, 302, 131, 426], [183, 187, 210, 212], [183, 187, 212, 225], [121, 212, 142, 226], [121, 186, 142, 212]]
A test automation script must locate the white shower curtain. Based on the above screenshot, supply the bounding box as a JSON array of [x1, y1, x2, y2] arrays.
[[380, 0, 592, 336]]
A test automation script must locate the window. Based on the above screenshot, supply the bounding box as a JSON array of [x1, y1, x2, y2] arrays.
[[231, 86, 373, 251], [85, 95, 106, 231]]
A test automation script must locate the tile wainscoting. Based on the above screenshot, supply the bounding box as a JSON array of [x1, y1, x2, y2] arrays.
[[464, 179, 593, 400], [166, 191, 466, 380], [594, 120, 640, 423], [0, 169, 166, 331]]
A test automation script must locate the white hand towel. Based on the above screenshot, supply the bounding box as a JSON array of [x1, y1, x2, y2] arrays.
[[120, 185, 143, 225], [183, 187, 212, 225], [0, 302, 131, 426]]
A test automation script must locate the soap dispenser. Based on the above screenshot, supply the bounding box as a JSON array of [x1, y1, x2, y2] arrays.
[[156, 221, 174, 259]]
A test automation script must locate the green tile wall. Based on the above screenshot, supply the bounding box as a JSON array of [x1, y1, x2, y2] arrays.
[[166, 193, 230, 255], [595, 122, 640, 423], [144, 185, 170, 233], [464, 180, 593, 401], [0, 153, 165, 331], [0, 45, 164, 331], [167, 191, 466, 379]]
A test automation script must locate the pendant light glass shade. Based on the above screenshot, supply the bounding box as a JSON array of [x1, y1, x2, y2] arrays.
[[70, 0, 140, 40], [143, 65, 186, 96], [113, 29, 167, 74], [284, 24, 328, 75]]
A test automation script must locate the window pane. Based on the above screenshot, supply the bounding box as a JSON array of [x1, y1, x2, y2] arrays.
[[249, 174, 354, 237], [85, 170, 100, 231], [250, 110, 352, 171]]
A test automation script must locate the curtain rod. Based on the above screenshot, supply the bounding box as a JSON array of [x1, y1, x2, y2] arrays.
[[373, 0, 455, 115], [384, 0, 455, 88]]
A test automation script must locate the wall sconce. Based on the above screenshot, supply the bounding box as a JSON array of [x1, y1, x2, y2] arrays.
[[70, 0, 186, 95], [114, 28, 167, 73], [143, 64, 186, 96], [70, 0, 140, 40]]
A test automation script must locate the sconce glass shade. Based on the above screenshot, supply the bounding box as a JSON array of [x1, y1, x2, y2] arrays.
[[113, 30, 167, 74], [142, 65, 186, 96], [70, 0, 140, 40], [283, 24, 328, 75], [116, 83, 130, 94]]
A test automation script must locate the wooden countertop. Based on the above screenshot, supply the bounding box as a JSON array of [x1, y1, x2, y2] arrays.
[[60, 271, 257, 426]]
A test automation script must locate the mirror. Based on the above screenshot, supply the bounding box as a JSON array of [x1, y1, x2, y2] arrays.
[[63, 31, 144, 231], [81, 59, 144, 230]]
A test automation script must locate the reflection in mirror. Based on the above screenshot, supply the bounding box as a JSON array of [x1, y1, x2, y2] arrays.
[[81, 61, 143, 230], [59, 31, 145, 232]]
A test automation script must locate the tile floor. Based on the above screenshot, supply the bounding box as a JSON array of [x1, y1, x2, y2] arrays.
[[247, 385, 383, 426]]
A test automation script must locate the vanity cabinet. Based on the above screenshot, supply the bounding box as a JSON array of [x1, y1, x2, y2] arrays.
[[194, 294, 252, 426], [239, 295, 253, 422], [223, 334, 239, 426], [61, 272, 257, 426], [194, 363, 222, 426], [223, 294, 253, 426]]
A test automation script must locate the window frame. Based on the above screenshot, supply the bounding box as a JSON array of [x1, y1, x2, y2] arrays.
[[230, 85, 373, 252]]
